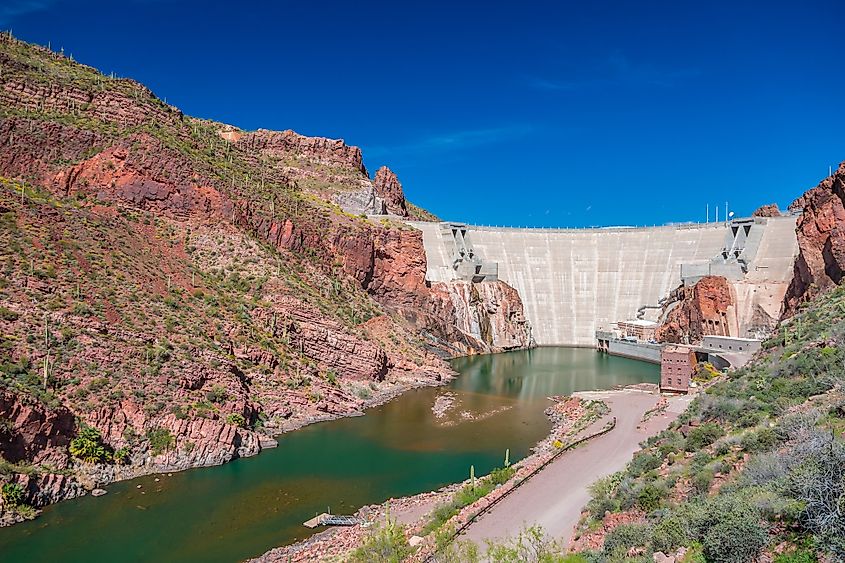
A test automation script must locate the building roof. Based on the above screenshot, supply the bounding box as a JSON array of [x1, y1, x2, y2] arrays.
[[663, 345, 695, 354], [619, 319, 658, 327]]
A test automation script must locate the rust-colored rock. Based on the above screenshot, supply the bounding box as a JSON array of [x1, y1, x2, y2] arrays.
[[373, 166, 409, 217], [752, 203, 781, 217], [656, 276, 736, 344], [784, 162, 845, 314]]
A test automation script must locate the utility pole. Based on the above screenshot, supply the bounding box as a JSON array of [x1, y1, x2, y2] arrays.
[[716, 206, 719, 223], [706, 204, 709, 224], [725, 201, 729, 225]]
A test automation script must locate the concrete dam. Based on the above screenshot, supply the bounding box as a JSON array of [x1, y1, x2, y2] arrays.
[[409, 217, 799, 347]]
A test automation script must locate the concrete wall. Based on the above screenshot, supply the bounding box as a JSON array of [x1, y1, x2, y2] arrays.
[[607, 340, 662, 364], [410, 217, 798, 347]]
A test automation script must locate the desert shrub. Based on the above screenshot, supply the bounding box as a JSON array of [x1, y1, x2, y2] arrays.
[[205, 384, 228, 404], [489, 465, 515, 486], [651, 514, 692, 553], [787, 432, 845, 558], [1, 482, 24, 506], [685, 423, 724, 451], [629, 451, 662, 478], [702, 509, 768, 563], [636, 483, 664, 512], [69, 425, 109, 463], [773, 549, 818, 563], [691, 468, 714, 496], [741, 452, 788, 487], [0, 306, 19, 321], [146, 427, 174, 455], [741, 427, 781, 454], [350, 516, 411, 563], [657, 431, 686, 458], [602, 522, 651, 556], [486, 526, 572, 562], [225, 413, 246, 427], [587, 473, 622, 517], [113, 447, 130, 464]]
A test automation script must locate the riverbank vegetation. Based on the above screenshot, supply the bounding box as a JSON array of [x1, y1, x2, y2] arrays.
[[569, 285, 845, 562]]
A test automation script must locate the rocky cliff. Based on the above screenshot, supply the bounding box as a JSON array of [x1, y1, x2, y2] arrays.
[[0, 33, 532, 522], [656, 276, 737, 344], [784, 161, 845, 313]]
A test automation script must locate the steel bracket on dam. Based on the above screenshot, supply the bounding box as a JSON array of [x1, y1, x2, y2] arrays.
[[409, 217, 799, 347]]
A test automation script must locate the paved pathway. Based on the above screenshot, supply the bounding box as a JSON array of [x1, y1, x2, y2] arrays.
[[461, 389, 689, 547]]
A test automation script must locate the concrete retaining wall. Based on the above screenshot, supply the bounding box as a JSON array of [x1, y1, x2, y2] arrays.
[[606, 340, 662, 364]]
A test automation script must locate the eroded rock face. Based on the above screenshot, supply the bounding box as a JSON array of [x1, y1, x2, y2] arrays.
[[784, 162, 845, 314], [0, 391, 75, 467], [753, 203, 782, 217], [432, 280, 533, 352], [373, 167, 408, 217], [656, 276, 736, 344]]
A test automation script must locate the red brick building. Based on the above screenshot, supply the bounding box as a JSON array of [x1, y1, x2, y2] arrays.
[[661, 345, 696, 393]]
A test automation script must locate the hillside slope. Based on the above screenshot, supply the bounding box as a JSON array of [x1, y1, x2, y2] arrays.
[[0, 33, 533, 524]]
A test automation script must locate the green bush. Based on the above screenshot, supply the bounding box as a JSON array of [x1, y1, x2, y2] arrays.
[[691, 468, 714, 495], [702, 511, 768, 563], [774, 549, 818, 563], [0, 306, 19, 321], [685, 423, 725, 451], [602, 522, 652, 556], [629, 451, 663, 478], [69, 425, 109, 463], [587, 473, 622, 517], [113, 447, 130, 464], [1, 482, 25, 506], [225, 413, 246, 427], [636, 483, 664, 511], [146, 427, 174, 455], [651, 515, 691, 553], [350, 516, 411, 562], [205, 385, 228, 404], [489, 465, 515, 486]]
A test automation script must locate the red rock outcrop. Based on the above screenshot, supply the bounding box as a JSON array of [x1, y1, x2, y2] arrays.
[[753, 203, 782, 217], [656, 276, 736, 344], [243, 128, 367, 176], [784, 162, 845, 314], [0, 391, 75, 468], [373, 166, 409, 217]]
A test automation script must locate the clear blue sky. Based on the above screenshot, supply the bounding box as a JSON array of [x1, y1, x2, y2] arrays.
[[3, 1, 843, 226]]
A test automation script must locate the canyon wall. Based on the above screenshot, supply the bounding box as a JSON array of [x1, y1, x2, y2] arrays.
[[784, 162, 845, 313]]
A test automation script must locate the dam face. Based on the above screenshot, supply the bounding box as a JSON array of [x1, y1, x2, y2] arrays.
[[410, 218, 798, 347]]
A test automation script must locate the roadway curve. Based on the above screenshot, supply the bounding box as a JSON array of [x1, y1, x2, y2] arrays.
[[461, 389, 691, 547]]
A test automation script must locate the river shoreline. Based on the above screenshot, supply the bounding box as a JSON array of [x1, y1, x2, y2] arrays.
[[251, 382, 693, 562], [0, 366, 456, 528], [250, 387, 618, 562]]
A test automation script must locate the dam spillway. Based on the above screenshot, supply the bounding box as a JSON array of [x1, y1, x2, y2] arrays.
[[411, 217, 799, 347]]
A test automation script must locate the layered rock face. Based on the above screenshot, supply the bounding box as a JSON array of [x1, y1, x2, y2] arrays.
[[0, 33, 532, 520], [656, 276, 737, 344], [784, 162, 845, 313]]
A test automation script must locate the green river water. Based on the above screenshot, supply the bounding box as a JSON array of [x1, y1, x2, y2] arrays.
[[0, 347, 658, 562]]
